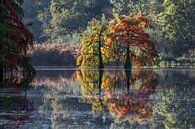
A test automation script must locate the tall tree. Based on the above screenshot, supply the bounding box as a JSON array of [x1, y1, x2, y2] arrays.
[[77, 16, 108, 68], [105, 14, 157, 68], [0, 0, 34, 84]]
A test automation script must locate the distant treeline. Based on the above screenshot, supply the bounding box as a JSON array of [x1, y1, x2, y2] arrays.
[[23, 0, 195, 60]]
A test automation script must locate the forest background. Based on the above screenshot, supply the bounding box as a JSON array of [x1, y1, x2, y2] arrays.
[[24, 0, 195, 67]]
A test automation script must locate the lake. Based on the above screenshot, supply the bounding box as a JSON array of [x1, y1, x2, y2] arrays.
[[0, 68, 195, 129]]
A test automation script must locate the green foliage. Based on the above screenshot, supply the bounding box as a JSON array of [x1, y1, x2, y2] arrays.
[[110, 0, 163, 16], [157, 0, 195, 43], [23, 0, 50, 42], [77, 16, 109, 68], [37, 0, 111, 42], [22, 0, 195, 61]]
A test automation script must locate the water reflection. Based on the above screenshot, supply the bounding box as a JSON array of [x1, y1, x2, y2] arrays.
[[0, 89, 34, 129], [0, 68, 195, 129], [77, 69, 158, 128]]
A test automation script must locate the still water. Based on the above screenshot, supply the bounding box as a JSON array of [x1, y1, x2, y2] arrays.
[[0, 68, 195, 129]]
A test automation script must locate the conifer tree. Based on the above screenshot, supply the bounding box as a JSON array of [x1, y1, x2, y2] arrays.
[[0, 0, 34, 85]]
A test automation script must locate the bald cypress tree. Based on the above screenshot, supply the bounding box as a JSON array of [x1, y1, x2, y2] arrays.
[[0, 0, 34, 85]]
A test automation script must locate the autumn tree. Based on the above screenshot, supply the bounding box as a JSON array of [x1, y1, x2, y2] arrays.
[[105, 14, 157, 68], [0, 0, 34, 85], [77, 16, 108, 69]]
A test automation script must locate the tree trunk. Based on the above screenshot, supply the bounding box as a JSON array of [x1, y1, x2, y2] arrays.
[[98, 69, 104, 100], [124, 44, 131, 69], [98, 33, 104, 69], [125, 69, 131, 91]]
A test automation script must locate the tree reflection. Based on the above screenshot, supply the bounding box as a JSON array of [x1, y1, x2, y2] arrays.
[[151, 70, 195, 129], [22, 69, 195, 129], [108, 69, 158, 128], [0, 89, 34, 129], [76, 69, 106, 115], [76, 68, 158, 127], [0, 67, 35, 87]]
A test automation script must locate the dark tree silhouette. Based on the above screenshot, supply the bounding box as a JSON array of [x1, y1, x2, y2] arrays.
[[0, 0, 34, 85]]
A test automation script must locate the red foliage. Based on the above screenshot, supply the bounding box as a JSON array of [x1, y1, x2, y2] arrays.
[[106, 15, 157, 66], [3, 0, 33, 67], [107, 71, 157, 121]]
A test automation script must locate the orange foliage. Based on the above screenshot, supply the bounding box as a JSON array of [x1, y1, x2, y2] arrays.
[[136, 14, 152, 28], [106, 72, 157, 122], [76, 69, 157, 124], [105, 14, 156, 67]]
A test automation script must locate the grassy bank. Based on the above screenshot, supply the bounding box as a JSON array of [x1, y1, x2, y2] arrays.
[[28, 43, 80, 66], [28, 43, 194, 68]]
